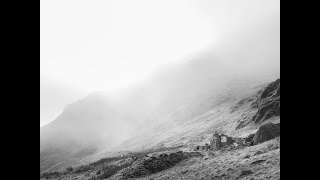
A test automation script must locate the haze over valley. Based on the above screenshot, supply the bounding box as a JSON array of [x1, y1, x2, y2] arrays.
[[40, 0, 280, 179]]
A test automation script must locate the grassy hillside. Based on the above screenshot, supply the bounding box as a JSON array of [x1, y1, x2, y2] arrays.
[[40, 78, 280, 180], [40, 59, 279, 174]]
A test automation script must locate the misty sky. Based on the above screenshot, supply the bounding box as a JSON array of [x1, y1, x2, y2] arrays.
[[40, 0, 280, 127]]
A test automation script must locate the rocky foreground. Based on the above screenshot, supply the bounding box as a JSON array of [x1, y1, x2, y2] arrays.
[[40, 130, 279, 180], [131, 137, 280, 180]]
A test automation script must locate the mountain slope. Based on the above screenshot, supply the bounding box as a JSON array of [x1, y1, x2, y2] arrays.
[[69, 78, 279, 169], [40, 57, 279, 173], [40, 93, 132, 173], [40, 78, 280, 180], [111, 79, 280, 152]]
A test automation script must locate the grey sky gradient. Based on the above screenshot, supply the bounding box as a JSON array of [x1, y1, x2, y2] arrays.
[[40, 0, 280, 127]]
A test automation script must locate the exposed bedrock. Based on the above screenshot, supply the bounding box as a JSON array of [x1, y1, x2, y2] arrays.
[[252, 78, 280, 124]]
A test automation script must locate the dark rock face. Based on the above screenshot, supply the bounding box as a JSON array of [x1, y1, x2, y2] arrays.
[[238, 170, 253, 177], [252, 79, 280, 124], [250, 159, 266, 165], [244, 133, 255, 144], [235, 120, 250, 130], [120, 151, 202, 179], [235, 79, 280, 130], [253, 150, 264, 156], [253, 123, 280, 145]]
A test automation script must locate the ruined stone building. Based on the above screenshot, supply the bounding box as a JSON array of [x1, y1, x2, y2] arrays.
[[210, 132, 222, 150], [209, 132, 234, 151], [192, 132, 235, 152]]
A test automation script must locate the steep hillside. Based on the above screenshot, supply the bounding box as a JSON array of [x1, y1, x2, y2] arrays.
[[40, 57, 279, 173], [111, 79, 280, 152], [40, 78, 280, 180], [69, 78, 279, 168]]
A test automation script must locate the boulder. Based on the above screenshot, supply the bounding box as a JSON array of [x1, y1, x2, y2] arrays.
[[253, 123, 280, 145], [244, 133, 255, 144]]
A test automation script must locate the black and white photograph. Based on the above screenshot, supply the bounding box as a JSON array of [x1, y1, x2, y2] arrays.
[[40, 0, 280, 179]]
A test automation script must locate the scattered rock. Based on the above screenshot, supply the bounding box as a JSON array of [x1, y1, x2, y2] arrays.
[[182, 170, 188, 174], [268, 143, 280, 150], [253, 123, 280, 145], [120, 151, 202, 179], [238, 170, 253, 178], [243, 154, 251, 159], [254, 151, 264, 156], [96, 170, 101, 175], [245, 134, 255, 144], [231, 96, 256, 113], [236, 119, 251, 130], [213, 173, 227, 178], [250, 159, 266, 165]]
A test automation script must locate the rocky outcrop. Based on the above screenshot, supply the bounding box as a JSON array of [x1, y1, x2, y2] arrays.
[[253, 123, 280, 145], [252, 79, 280, 124], [244, 133, 255, 144], [119, 151, 203, 179]]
